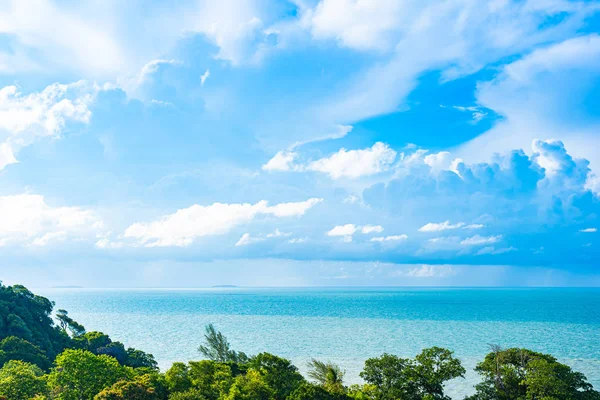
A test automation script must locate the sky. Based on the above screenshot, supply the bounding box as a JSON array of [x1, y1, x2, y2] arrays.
[[1, 0, 600, 288]]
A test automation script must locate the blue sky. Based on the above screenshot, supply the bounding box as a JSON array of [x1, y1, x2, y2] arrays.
[[1, 0, 600, 287]]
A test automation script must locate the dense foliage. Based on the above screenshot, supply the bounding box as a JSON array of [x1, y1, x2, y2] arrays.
[[0, 282, 598, 400]]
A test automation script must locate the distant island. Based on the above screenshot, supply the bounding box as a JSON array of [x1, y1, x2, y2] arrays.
[[212, 285, 239, 288]]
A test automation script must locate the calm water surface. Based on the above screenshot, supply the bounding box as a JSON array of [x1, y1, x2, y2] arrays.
[[38, 287, 600, 399]]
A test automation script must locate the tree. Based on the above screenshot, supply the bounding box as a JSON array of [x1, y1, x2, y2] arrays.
[[289, 382, 348, 400], [360, 354, 416, 400], [360, 348, 464, 400], [188, 360, 234, 400], [198, 324, 248, 363], [75, 331, 112, 353], [0, 360, 47, 400], [249, 352, 305, 399], [413, 347, 465, 399], [167, 388, 207, 400], [0, 283, 71, 360], [94, 374, 161, 400], [467, 347, 600, 400], [56, 309, 86, 337], [126, 348, 159, 370], [97, 342, 129, 365], [165, 362, 192, 393], [222, 369, 275, 400], [0, 336, 51, 370], [48, 349, 132, 400], [307, 359, 345, 394]]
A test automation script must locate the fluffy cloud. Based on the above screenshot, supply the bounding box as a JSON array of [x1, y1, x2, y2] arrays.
[[460, 235, 502, 246], [262, 150, 299, 172], [0, 0, 282, 79], [327, 223, 387, 242], [419, 221, 465, 232], [266, 229, 292, 238], [263, 142, 397, 179], [123, 198, 322, 247], [0, 81, 96, 169], [459, 34, 600, 173], [307, 142, 397, 179], [235, 229, 292, 247], [361, 225, 384, 234], [304, 0, 404, 51], [201, 69, 211, 85], [580, 228, 597, 233], [370, 234, 408, 242], [327, 224, 358, 242], [235, 233, 264, 246], [0, 194, 103, 247]]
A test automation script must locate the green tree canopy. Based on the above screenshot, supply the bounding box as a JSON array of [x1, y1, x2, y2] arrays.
[[167, 388, 207, 400], [0, 335, 51, 370], [48, 349, 133, 400], [222, 369, 274, 400], [467, 347, 600, 400], [249, 352, 305, 399], [198, 324, 249, 364], [288, 382, 348, 400], [165, 362, 192, 394], [94, 374, 162, 400], [307, 358, 346, 394], [0, 283, 70, 360], [360, 347, 464, 400], [56, 309, 86, 337], [188, 360, 234, 400], [0, 360, 47, 400]]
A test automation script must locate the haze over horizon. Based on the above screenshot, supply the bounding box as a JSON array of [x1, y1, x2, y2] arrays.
[[2, 0, 600, 288]]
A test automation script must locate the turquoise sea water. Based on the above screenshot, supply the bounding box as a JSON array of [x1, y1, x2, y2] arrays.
[[38, 287, 600, 398]]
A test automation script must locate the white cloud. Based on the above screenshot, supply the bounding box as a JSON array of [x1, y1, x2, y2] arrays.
[[419, 221, 465, 232], [476, 246, 516, 255], [305, 0, 404, 51], [190, 0, 269, 65], [138, 59, 179, 81], [262, 150, 300, 172], [235, 233, 264, 246], [0, 0, 127, 77], [95, 238, 124, 249], [464, 224, 484, 229], [201, 69, 211, 85], [370, 234, 408, 242], [361, 225, 383, 234], [117, 59, 181, 99], [423, 151, 454, 174], [123, 198, 322, 247], [580, 228, 597, 233], [327, 224, 358, 242], [263, 198, 323, 217], [343, 194, 360, 204], [460, 235, 502, 246], [288, 237, 307, 244], [448, 105, 487, 123], [404, 265, 455, 278], [0, 81, 96, 170], [266, 229, 292, 238], [459, 34, 600, 174], [281, 0, 599, 155], [327, 223, 387, 242], [0, 194, 103, 247], [307, 142, 397, 179]]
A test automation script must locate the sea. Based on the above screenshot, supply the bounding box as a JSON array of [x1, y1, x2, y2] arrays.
[[37, 287, 600, 399]]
